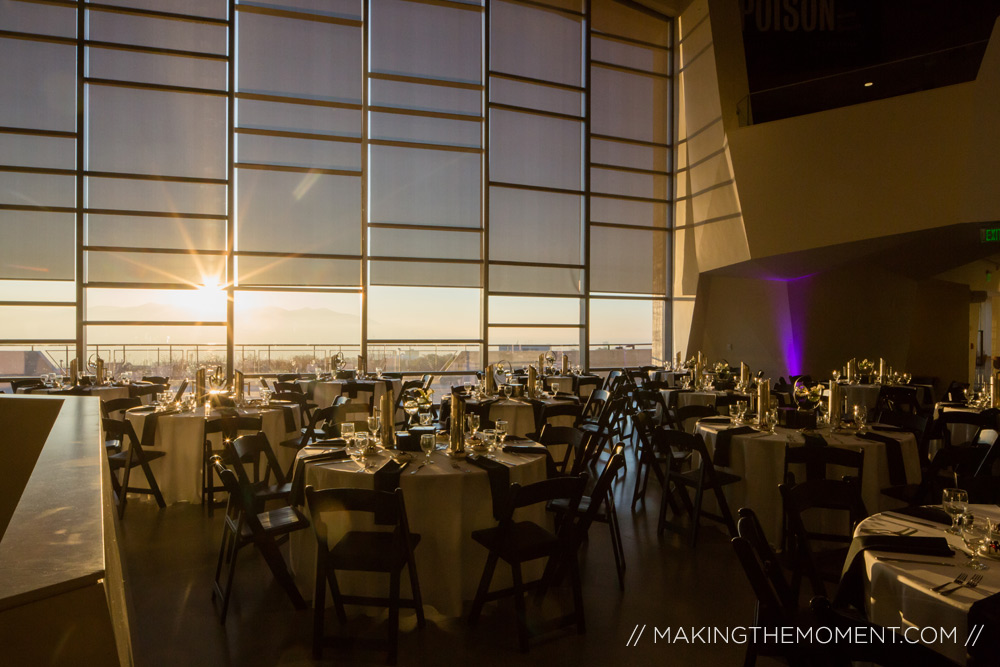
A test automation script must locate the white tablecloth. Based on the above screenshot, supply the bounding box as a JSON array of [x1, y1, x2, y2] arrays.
[[857, 505, 1000, 664], [651, 370, 689, 387], [309, 379, 403, 410], [694, 422, 920, 545], [125, 406, 300, 504], [289, 447, 548, 617]]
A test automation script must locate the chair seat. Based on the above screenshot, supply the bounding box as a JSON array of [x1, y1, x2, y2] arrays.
[[328, 531, 421, 572], [547, 495, 609, 521], [241, 504, 309, 539], [675, 467, 741, 487], [471, 521, 559, 563], [254, 481, 293, 503], [108, 448, 166, 469]]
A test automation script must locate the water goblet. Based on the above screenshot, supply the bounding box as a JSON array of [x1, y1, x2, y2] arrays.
[[551, 382, 560, 396], [853, 404, 867, 433], [943, 488, 969, 535], [495, 420, 508, 458], [420, 433, 436, 465], [962, 515, 990, 570], [340, 422, 356, 446], [368, 412, 380, 436], [766, 408, 778, 433], [480, 428, 496, 458], [467, 413, 480, 440], [503, 384, 513, 400]]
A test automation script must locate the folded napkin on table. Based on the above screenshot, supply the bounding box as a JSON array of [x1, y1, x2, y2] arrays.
[[467, 454, 510, 520], [289, 449, 350, 505], [835, 534, 954, 609], [373, 458, 407, 524], [700, 416, 731, 424], [870, 424, 904, 432], [890, 505, 952, 525], [713, 425, 758, 467]]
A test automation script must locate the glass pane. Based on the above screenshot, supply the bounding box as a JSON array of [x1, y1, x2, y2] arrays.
[[0, 280, 74, 302], [489, 326, 578, 347], [87, 10, 227, 55], [86, 324, 227, 345], [489, 187, 582, 265], [237, 255, 360, 287], [0, 133, 75, 171], [1, 1, 76, 38], [0, 306, 75, 339], [86, 251, 227, 287], [369, 112, 480, 149], [237, 12, 362, 103], [489, 296, 580, 325], [237, 98, 361, 137], [87, 215, 226, 251], [490, 0, 582, 86], [370, 0, 482, 84], [591, 137, 668, 172], [91, 0, 228, 20], [369, 146, 481, 228], [367, 342, 482, 375], [490, 109, 582, 191], [87, 287, 226, 322], [590, 196, 668, 228], [0, 172, 75, 208], [87, 48, 227, 90], [591, 167, 668, 200], [592, 0, 670, 47], [369, 260, 481, 288], [87, 86, 227, 179], [589, 298, 653, 346], [0, 210, 75, 280], [0, 38, 76, 131], [369, 227, 480, 261], [490, 77, 582, 117], [370, 77, 481, 116], [487, 341, 579, 365], [367, 286, 480, 340], [592, 36, 668, 72], [236, 169, 361, 254], [234, 290, 361, 345], [590, 226, 667, 295], [237, 0, 362, 20], [591, 67, 669, 144], [489, 265, 582, 296], [86, 177, 226, 216]]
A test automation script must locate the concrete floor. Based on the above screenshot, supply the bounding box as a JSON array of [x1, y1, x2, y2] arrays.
[[120, 450, 767, 666]]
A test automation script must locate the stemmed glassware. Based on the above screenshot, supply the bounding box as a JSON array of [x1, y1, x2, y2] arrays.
[[831, 369, 840, 382], [733, 400, 747, 424], [420, 433, 436, 465], [961, 515, 990, 570], [495, 419, 508, 458], [853, 404, 867, 433], [943, 488, 969, 535], [467, 413, 480, 441], [340, 422, 355, 446], [766, 408, 778, 433], [551, 382, 560, 396], [403, 398, 420, 426], [503, 384, 513, 400], [368, 412, 380, 436]]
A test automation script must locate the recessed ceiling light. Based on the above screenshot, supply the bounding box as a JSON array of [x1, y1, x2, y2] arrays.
[[864, 82, 874, 87]]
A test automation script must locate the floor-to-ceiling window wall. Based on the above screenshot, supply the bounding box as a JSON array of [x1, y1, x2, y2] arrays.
[[0, 0, 673, 382]]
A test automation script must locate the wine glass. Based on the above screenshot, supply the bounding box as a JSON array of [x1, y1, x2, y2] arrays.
[[467, 413, 480, 440], [943, 488, 969, 535], [734, 400, 747, 424], [481, 428, 496, 458], [420, 433, 436, 465], [495, 419, 508, 457], [340, 422, 355, 446], [368, 412, 380, 436], [766, 408, 778, 433], [551, 382, 560, 396], [853, 404, 867, 433], [403, 398, 420, 426], [961, 515, 990, 570], [503, 384, 513, 400]]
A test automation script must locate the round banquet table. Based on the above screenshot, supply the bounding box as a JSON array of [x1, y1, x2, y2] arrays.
[[852, 505, 1000, 664], [125, 405, 300, 505], [308, 378, 403, 410], [693, 421, 921, 545], [440, 395, 578, 437], [650, 370, 690, 387], [289, 445, 548, 617]]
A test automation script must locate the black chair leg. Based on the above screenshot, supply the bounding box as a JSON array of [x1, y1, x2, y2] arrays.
[[313, 553, 326, 659], [690, 482, 706, 547], [406, 546, 425, 628], [257, 538, 306, 609], [327, 568, 348, 624], [570, 559, 586, 634], [511, 563, 529, 653], [387, 570, 400, 665], [469, 551, 498, 625]]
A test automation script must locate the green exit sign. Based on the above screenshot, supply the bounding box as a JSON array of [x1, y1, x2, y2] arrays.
[[982, 227, 1000, 243]]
